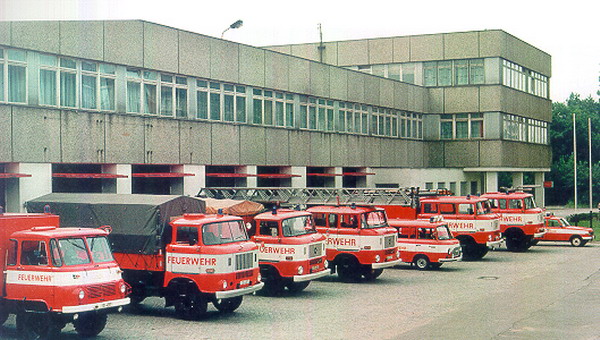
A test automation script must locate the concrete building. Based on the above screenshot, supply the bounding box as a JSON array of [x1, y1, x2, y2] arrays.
[[0, 21, 551, 212]]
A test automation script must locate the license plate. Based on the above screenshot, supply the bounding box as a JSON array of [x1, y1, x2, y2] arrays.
[[386, 255, 394, 261], [311, 265, 320, 272], [239, 279, 250, 286]]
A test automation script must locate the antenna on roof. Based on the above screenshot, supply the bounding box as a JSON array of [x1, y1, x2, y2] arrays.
[[317, 23, 325, 63]]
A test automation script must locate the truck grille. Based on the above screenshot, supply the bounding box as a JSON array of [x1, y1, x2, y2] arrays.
[[384, 235, 396, 249], [85, 282, 116, 299], [452, 247, 462, 257], [236, 270, 253, 279], [235, 252, 254, 271], [309, 244, 322, 258], [309, 257, 322, 265]]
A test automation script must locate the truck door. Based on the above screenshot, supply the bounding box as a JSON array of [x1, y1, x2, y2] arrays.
[[9, 240, 54, 305], [166, 226, 201, 275]]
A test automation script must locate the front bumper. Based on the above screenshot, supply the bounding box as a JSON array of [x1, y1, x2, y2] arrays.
[[583, 235, 594, 241], [214, 282, 264, 299], [533, 230, 547, 238], [61, 297, 130, 314], [372, 258, 403, 269], [293, 268, 331, 282], [439, 255, 462, 263], [486, 239, 504, 248]]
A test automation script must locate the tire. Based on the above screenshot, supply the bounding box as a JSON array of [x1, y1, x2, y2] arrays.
[[529, 239, 539, 247], [213, 296, 243, 313], [361, 266, 383, 281], [414, 256, 430, 270], [16, 312, 63, 340], [570, 236, 584, 247], [174, 288, 208, 320], [462, 242, 488, 261], [260, 268, 285, 296], [73, 312, 107, 338], [505, 231, 529, 252], [336, 257, 361, 282], [286, 281, 310, 293]]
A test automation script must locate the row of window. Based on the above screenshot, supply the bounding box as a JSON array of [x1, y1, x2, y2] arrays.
[[440, 113, 484, 139], [424, 59, 484, 87], [0, 49, 27, 103], [502, 60, 548, 98], [503, 114, 548, 144]]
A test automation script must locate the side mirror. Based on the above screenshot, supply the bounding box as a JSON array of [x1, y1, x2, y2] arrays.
[[189, 234, 198, 246]]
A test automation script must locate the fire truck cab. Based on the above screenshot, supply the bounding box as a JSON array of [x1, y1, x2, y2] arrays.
[[416, 196, 503, 260], [252, 209, 330, 294], [538, 213, 594, 247], [481, 191, 546, 251], [306, 205, 401, 282], [389, 217, 462, 270], [119, 213, 264, 320], [0, 213, 129, 339]]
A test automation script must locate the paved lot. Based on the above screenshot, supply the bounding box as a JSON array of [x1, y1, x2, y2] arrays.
[[2, 242, 599, 340]]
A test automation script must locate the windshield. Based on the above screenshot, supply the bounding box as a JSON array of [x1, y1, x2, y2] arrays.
[[362, 211, 388, 229], [202, 220, 249, 245], [476, 201, 492, 215], [282, 215, 316, 237], [436, 225, 453, 240], [88, 236, 114, 263], [559, 218, 571, 226], [524, 196, 537, 209], [58, 238, 91, 266]]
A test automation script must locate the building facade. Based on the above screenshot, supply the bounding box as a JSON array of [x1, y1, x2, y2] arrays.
[[0, 21, 551, 212]]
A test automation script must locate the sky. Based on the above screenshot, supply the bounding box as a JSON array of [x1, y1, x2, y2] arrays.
[[0, 0, 598, 102]]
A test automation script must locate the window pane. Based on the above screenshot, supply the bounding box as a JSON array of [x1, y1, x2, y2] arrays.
[[471, 120, 483, 138], [60, 71, 76, 107], [0, 65, 4, 101], [264, 100, 273, 125], [299, 105, 308, 129], [60, 58, 76, 69], [456, 121, 468, 138], [210, 92, 220, 120], [39, 69, 56, 105], [197, 91, 208, 119], [438, 61, 452, 86], [338, 110, 345, 132], [8, 65, 26, 103], [441, 121, 452, 139], [318, 107, 325, 130], [100, 77, 115, 110], [224, 94, 234, 121], [176, 88, 187, 118], [424, 62, 437, 86], [253, 98, 262, 124], [236, 96, 246, 122], [309, 106, 317, 129], [127, 81, 141, 112], [455, 60, 468, 85], [286, 103, 294, 127], [144, 84, 157, 114], [40, 54, 57, 66], [275, 101, 284, 126], [100, 63, 115, 74], [82, 61, 97, 72], [327, 108, 334, 131], [81, 75, 97, 109], [161, 86, 173, 115], [8, 50, 26, 62], [362, 113, 368, 134], [470, 59, 484, 84]]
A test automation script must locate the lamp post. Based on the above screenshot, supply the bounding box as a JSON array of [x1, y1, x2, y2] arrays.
[[221, 19, 243, 39], [573, 113, 577, 210]]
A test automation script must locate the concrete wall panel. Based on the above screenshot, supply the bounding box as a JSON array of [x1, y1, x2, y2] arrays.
[[392, 37, 410, 63], [409, 140, 425, 167], [59, 21, 104, 61], [265, 129, 289, 165], [0, 106, 12, 160], [444, 141, 479, 167], [394, 139, 409, 167], [143, 23, 178, 74], [479, 86, 502, 112], [289, 131, 310, 166], [179, 121, 212, 164], [265, 45, 292, 55], [265, 52, 289, 91], [424, 142, 444, 168], [444, 87, 479, 113], [329, 67, 348, 101], [60, 111, 105, 163], [364, 137, 381, 167], [368, 38, 393, 65], [310, 133, 331, 166], [330, 134, 348, 167], [364, 77, 380, 106], [345, 135, 364, 166], [178, 31, 211, 78], [410, 34, 443, 61], [211, 124, 240, 164], [379, 79, 394, 108], [427, 88, 444, 113], [239, 125, 266, 165], [239, 45, 265, 88], [337, 40, 369, 66], [290, 43, 320, 62], [347, 72, 365, 104], [380, 139, 399, 167], [323, 42, 338, 65], [12, 107, 61, 162], [144, 118, 180, 164], [479, 30, 505, 59], [210, 40, 239, 84], [0, 22, 10, 45], [288, 57, 311, 94], [11, 21, 59, 54], [444, 32, 479, 60], [394, 82, 409, 110], [104, 114, 145, 164], [104, 21, 143, 67], [310, 63, 330, 98], [504, 34, 551, 76]]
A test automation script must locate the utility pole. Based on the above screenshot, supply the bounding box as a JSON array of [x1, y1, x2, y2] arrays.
[[589, 117, 593, 228], [573, 113, 578, 210]]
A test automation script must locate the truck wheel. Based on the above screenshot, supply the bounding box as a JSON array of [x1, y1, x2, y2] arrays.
[[73, 312, 107, 338], [570, 236, 584, 247], [261, 268, 285, 296], [506, 236, 528, 252], [286, 281, 310, 293], [336, 257, 361, 283], [414, 256, 430, 270], [361, 266, 383, 281], [16, 312, 63, 340], [213, 296, 243, 313], [174, 290, 208, 320]]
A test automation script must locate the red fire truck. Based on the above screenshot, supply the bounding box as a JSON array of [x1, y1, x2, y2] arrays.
[[537, 213, 594, 246], [0, 212, 129, 339], [26, 194, 263, 320], [389, 217, 462, 270], [481, 190, 546, 251], [252, 209, 330, 294], [306, 205, 401, 282]]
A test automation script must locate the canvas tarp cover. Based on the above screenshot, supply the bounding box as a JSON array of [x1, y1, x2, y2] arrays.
[[26, 193, 205, 255], [198, 198, 264, 216]]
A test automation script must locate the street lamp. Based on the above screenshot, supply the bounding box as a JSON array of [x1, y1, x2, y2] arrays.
[[221, 19, 243, 39]]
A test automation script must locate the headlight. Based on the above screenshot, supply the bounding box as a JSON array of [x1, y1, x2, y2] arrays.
[[120, 283, 127, 294], [324, 260, 329, 268], [375, 255, 381, 263], [297, 266, 304, 275], [78, 289, 85, 300], [257, 272, 262, 282], [220, 280, 228, 289]]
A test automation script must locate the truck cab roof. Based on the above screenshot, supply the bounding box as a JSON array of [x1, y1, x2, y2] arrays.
[[10, 227, 109, 239], [482, 192, 532, 199], [170, 213, 243, 227], [254, 209, 311, 221], [307, 205, 384, 214]]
